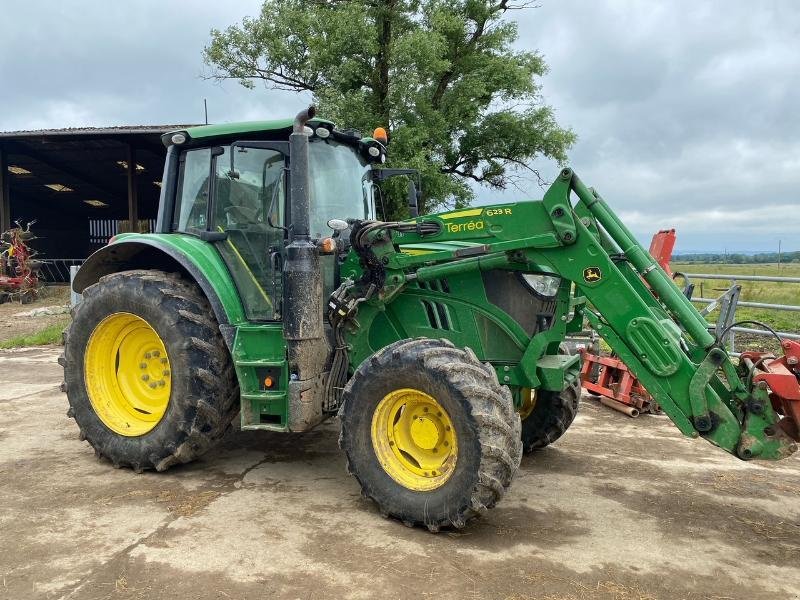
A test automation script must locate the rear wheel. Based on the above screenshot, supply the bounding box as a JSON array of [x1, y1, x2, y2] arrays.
[[520, 378, 581, 454], [61, 270, 239, 472], [339, 338, 522, 531]]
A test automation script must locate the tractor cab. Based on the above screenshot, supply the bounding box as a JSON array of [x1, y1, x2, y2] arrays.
[[160, 119, 384, 321]]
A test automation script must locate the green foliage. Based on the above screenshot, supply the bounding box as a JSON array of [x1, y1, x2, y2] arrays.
[[675, 251, 800, 264], [204, 0, 575, 217], [0, 319, 69, 349]]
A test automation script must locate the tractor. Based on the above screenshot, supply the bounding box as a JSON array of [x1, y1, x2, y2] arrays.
[[62, 107, 800, 532]]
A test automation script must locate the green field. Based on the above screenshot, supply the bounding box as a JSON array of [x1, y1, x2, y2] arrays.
[[670, 262, 800, 351]]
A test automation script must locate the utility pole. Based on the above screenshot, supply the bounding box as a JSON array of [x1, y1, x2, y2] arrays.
[[204, 99, 209, 125], [778, 239, 782, 273]]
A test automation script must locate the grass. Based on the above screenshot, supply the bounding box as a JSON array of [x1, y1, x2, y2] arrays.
[[670, 261, 800, 350], [0, 319, 69, 349]]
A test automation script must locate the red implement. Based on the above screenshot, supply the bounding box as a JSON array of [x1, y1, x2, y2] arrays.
[[741, 340, 800, 440], [579, 349, 659, 417], [0, 223, 40, 302], [648, 228, 676, 276]]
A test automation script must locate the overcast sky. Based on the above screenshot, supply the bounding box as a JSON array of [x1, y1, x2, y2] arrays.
[[1, 1, 798, 252]]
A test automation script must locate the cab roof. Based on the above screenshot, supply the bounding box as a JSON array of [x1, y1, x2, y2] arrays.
[[163, 117, 337, 147]]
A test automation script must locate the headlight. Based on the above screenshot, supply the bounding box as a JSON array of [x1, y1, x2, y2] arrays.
[[520, 273, 561, 298]]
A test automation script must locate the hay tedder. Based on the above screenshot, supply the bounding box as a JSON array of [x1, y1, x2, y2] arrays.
[[62, 107, 800, 531], [0, 220, 41, 303]]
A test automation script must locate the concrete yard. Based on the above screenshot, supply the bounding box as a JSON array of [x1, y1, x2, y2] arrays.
[[2, 347, 799, 600]]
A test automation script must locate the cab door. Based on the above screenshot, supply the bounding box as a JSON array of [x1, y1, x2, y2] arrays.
[[210, 143, 288, 321]]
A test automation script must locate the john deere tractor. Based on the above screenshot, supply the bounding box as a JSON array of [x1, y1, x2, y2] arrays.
[[62, 107, 800, 531]]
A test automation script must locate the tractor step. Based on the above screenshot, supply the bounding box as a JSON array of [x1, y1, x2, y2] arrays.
[[231, 324, 289, 431]]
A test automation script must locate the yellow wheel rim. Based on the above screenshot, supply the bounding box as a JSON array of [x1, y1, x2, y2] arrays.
[[371, 388, 458, 492], [519, 388, 537, 420], [84, 312, 171, 437]]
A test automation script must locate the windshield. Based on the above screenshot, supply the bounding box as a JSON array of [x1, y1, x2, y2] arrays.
[[308, 140, 373, 238]]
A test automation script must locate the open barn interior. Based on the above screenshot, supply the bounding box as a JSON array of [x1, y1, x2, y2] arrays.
[[0, 126, 194, 280]]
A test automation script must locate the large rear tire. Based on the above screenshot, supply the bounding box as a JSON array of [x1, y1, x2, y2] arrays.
[[61, 270, 239, 472], [520, 378, 581, 454], [339, 338, 522, 531]]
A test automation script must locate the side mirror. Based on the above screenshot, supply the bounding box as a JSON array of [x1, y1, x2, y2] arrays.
[[407, 179, 419, 218]]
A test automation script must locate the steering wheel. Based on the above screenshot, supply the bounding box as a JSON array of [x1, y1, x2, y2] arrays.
[[224, 205, 261, 225]]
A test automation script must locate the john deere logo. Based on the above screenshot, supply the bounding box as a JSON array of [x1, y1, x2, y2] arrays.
[[583, 267, 602, 282]]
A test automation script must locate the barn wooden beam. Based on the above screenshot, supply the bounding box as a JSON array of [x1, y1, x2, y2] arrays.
[[127, 144, 139, 232], [0, 143, 10, 233]]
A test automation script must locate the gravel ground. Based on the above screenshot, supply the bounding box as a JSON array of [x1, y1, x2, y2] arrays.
[[1, 347, 799, 600]]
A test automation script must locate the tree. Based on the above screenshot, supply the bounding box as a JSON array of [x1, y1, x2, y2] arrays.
[[204, 0, 575, 217]]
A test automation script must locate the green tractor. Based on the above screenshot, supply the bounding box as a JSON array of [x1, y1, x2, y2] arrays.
[[62, 107, 799, 531]]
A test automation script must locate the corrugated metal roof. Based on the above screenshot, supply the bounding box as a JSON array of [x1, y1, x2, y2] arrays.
[[0, 125, 200, 138]]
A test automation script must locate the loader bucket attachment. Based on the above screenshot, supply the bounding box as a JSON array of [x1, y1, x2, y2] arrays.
[[742, 340, 800, 442]]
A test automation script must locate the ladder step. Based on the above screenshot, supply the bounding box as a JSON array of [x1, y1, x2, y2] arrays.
[[235, 359, 285, 368], [241, 391, 286, 401]]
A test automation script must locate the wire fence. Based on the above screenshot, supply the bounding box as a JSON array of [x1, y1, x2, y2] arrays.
[[38, 259, 85, 284], [682, 272, 800, 351]]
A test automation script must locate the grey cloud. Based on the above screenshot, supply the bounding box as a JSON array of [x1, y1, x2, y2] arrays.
[[487, 0, 800, 252], [1, 0, 797, 251]]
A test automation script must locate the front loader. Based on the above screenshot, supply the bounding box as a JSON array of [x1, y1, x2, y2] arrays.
[[62, 107, 800, 532]]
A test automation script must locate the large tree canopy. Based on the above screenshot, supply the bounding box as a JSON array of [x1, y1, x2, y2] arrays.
[[205, 0, 575, 217]]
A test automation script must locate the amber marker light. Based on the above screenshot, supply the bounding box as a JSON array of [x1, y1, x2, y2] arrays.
[[264, 376, 274, 388], [373, 127, 388, 144], [320, 237, 337, 254]]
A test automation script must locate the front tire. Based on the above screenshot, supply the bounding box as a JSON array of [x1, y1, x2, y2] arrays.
[[520, 377, 581, 454], [339, 338, 522, 531], [61, 270, 239, 472]]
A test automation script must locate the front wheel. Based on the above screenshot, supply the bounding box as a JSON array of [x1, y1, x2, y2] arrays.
[[338, 338, 522, 531]]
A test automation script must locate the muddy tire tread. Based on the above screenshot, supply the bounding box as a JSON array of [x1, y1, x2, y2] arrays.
[[61, 270, 239, 472]]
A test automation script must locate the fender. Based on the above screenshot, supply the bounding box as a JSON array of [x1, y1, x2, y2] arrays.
[[73, 234, 248, 335]]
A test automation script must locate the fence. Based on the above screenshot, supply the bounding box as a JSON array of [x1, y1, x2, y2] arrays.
[[38, 218, 157, 283], [89, 218, 156, 250], [38, 259, 85, 284], [682, 272, 800, 352]]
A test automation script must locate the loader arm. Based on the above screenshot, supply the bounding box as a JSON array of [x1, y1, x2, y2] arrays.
[[333, 168, 799, 461]]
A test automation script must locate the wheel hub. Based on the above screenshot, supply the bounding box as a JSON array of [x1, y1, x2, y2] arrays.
[[410, 415, 440, 450], [84, 312, 171, 436], [371, 388, 458, 491]]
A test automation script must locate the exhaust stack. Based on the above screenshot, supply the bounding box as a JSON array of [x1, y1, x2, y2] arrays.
[[284, 105, 328, 431]]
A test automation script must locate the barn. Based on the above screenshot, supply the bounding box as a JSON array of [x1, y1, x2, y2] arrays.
[[0, 126, 194, 280]]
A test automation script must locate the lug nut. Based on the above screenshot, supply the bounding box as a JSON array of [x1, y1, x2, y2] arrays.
[[140, 363, 147, 369], [149, 382, 157, 389], [160, 357, 168, 364], [158, 380, 165, 387], [153, 350, 160, 358], [141, 374, 149, 381], [144, 352, 152, 359], [163, 370, 170, 377]]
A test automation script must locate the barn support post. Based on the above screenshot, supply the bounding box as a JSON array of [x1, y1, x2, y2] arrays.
[[126, 144, 139, 233], [0, 143, 10, 233]]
